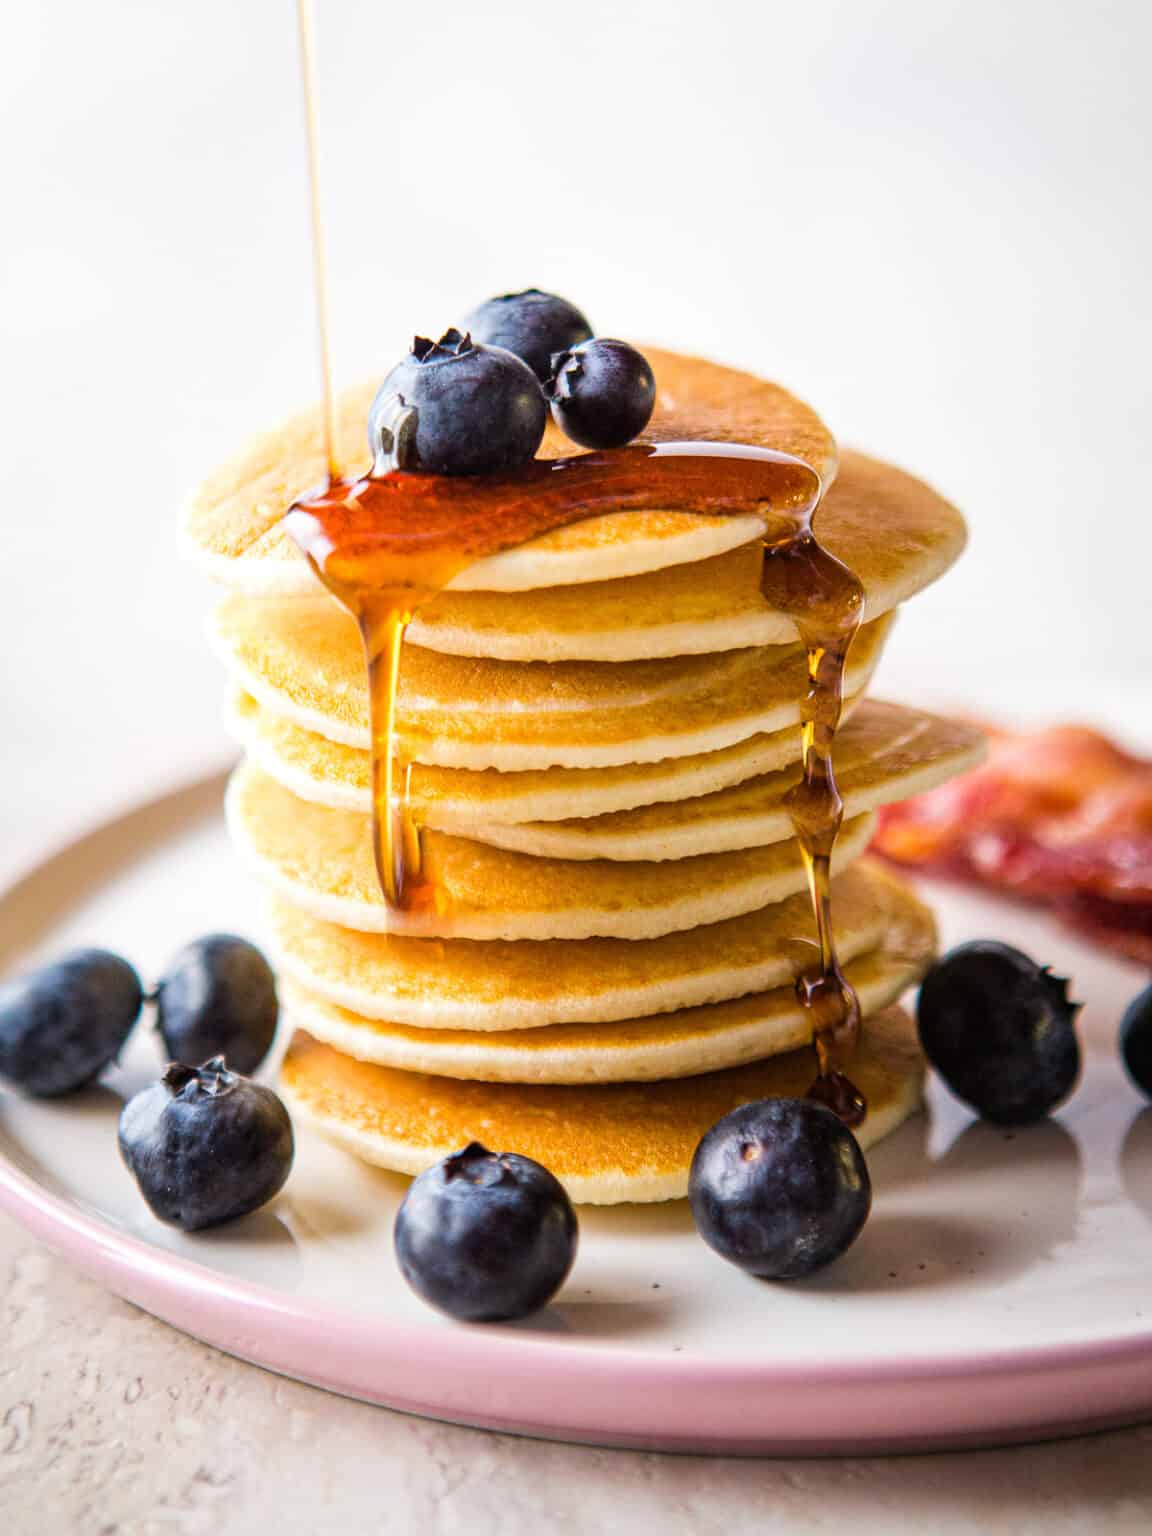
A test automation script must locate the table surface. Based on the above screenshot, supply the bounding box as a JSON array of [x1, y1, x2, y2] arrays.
[[1, 1213, 1152, 1536], [3, 1, 1152, 1529]]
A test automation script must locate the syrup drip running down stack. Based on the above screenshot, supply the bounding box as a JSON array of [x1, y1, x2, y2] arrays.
[[187, 349, 983, 1203]]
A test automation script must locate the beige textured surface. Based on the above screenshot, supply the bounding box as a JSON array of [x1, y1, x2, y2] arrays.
[[5, 1214, 1152, 1536]]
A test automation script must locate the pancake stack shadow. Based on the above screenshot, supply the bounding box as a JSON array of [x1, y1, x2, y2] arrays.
[[186, 350, 982, 1204]]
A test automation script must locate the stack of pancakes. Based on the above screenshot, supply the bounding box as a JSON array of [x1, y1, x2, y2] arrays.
[[185, 349, 982, 1203]]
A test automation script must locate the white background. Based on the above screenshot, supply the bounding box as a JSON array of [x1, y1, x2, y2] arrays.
[[1, 0, 1149, 865]]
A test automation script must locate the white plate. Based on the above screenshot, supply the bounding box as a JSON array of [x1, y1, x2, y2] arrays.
[[1, 773, 1151, 1455]]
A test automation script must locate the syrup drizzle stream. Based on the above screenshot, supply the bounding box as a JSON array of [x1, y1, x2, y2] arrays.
[[295, 0, 338, 482], [760, 533, 867, 1123], [287, 3, 866, 1120]]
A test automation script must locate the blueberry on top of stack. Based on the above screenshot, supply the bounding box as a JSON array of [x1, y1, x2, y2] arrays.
[[367, 290, 657, 476]]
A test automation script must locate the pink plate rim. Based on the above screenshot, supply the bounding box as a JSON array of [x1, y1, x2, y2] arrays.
[[4, 1141, 1152, 1454]]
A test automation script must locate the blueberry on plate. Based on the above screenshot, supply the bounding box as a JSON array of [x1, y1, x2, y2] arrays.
[[546, 337, 656, 450], [368, 329, 546, 477], [0, 949, 143, 1097], [688, 1098, 871, 1279], [1120, 981, 1152, 1097], [461, 289, 592, 383], [394, 1141, 578, 1322], [917, 940, 1081, 1125], [119, 1057, 294, 1230], [156, 934, 278, 1076]]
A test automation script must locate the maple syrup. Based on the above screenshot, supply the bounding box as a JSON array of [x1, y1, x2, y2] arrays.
[[287, 2, 866, 1121], [761, 532, 866, 1123]]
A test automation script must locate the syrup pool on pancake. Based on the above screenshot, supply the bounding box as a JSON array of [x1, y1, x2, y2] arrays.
[[284, 293, 870, 1123]]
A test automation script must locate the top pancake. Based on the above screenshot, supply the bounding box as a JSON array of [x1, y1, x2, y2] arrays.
[[184, 349, 837, 595], [402, 451, 967, 660]]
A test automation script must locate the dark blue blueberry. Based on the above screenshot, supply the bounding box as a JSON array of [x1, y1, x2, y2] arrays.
[[688, 1098, 871, 1279], [119, 1057, 294, 1230], [0, 949, 143, 1097], [461, 289, 592, 383], [1120, 981, 1152, 1097], [368, 329, 546, 477], [156, 934, 278, 1076], [917, 941, 1081, 1125], [546, 338, 656, 450], [394, 1141, 578, 1322]]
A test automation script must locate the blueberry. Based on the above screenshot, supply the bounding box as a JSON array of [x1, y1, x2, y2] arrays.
[[119, 1057, 293, 1230], [368, 329, 546, 477], [461, 289, 592, 383], [546, 338, 656, 450], [394, 1141, 578, 1322], [917, 941, 1081, 1125], [688, 1098, 871, 1279], [1120, 981, 1152, 1097], [156, 935, 278, 1076], [0, 949, 143, 1097]]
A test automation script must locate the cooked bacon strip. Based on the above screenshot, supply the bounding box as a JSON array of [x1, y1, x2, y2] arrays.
[[873, 723, 1152, 961]]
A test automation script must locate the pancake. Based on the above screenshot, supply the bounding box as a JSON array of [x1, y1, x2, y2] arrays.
[[228, 688, 868, 820], [211, 598, 892, 771], [226, 760, 876, 940], [403, 451, 967, 661], [212, 592, 774, 725], [279, 1005, 924, 1204], [231, 694, 981, 857], [279, 879, 935, 1080], [266, 860, 912, 1029], [475, 704, 984, 860], [184, 349, 837, 597]]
